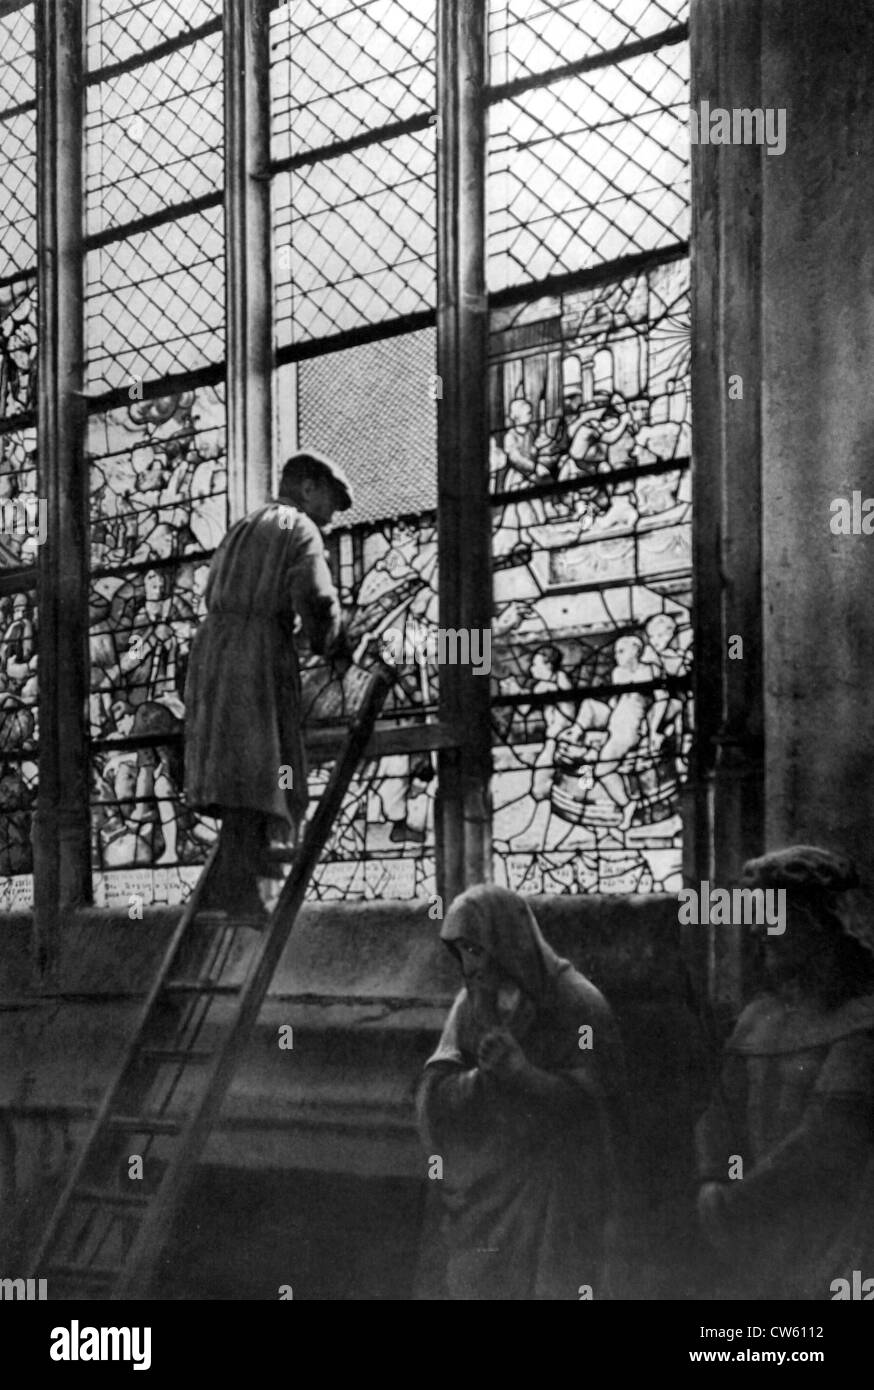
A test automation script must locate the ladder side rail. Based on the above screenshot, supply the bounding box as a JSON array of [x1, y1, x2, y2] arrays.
[[115, 666, 393, 1296], [28, 841, 222, 1276]]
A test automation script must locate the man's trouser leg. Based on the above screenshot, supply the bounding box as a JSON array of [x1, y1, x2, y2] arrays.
[[202, 809, 266, 914]]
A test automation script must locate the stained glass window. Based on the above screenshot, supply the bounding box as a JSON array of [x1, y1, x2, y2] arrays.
[[487, 2, 691, 895], [85, 3, 225, 907], [84, 4, 224, 393], [271, 0, 438, 900], [488, 0, 688, 85], [0, 0, 692, 910], [0, 0, 37, 903]]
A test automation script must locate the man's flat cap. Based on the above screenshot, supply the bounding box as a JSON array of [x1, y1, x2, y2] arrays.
[[281, 449, 353, 510], [741, 845, 859, 893]]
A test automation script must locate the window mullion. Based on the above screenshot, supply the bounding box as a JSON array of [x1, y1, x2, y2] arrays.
[[224, 0, 273, 519], [435, 0, 493, 901], [33, 0, 91, 972]]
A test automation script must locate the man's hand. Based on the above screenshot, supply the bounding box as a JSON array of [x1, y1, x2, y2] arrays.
[[326, 623, 355, 677], [478, 1028, 529, 1083]]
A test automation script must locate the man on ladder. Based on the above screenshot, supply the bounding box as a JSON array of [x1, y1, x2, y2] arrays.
[[184, 450, 354, 921]]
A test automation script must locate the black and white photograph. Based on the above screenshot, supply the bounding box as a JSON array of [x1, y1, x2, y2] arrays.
[[0, 0, 872, 1342]]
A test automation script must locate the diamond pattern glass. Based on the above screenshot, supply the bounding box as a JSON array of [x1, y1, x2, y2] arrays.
[[0, 5, 36, 278], [86, 0, 221, 73], [488, 0, 688, 86], [488, 44, 689, 291], [273, 129, 435, 345], [85, 32, 223, 236], [85, 205, 225, 391], [0, 3, 35, 112], [270, 0, 436, 163]]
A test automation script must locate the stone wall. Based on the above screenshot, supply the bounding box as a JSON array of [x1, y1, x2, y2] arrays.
[[0, 896, 713, 1296]]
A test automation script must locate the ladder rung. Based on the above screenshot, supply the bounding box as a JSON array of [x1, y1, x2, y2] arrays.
[[73, 1186, 151, 1208], [29, 668, 393, 1300], [105, 1115, 181, 1135], [193, 910, 268, 928], [139, 1046, 213, 1064], [162, 980, 242, 996]]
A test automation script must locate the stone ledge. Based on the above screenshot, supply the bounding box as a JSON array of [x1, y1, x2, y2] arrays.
[[0, 895, 708, 1179]]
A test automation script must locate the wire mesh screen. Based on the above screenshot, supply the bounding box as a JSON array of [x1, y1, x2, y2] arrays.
[[488, 0, 688, 86], [295, 328, 437, 524], [270, 0, 435, 163], [488, 43, 689, 292]]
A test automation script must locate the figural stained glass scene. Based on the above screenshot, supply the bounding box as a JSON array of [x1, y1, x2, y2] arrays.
[[489, 260, 691, 895], [0, 0, 691, 909]]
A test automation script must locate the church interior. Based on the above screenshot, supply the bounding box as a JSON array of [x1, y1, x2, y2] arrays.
[[0, 0, 872, 1300]]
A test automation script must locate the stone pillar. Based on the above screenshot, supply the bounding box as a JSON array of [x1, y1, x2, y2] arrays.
[[761, 0, 874, 870]]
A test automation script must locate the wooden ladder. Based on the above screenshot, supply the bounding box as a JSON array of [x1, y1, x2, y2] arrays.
[[28, 665, 393, 1300]]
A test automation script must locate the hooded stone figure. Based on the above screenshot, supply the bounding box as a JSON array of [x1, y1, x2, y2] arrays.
[[184, 451, 353, 917], [416, 884, 627, 1300], [696, 845, 874, 1300]]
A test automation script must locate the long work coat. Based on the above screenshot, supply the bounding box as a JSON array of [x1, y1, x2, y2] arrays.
[[184, 500, 342, 830], [697, 990, 874, 1299], [417, 885, 627, 1301]]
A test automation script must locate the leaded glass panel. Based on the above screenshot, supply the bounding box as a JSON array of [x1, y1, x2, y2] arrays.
[[0, 589, 37, 892], [0, 4, 36, 277], [488, 0, 688, 86], [487, 45, 689, 292], [85, 206, 225, 391], [270, 0, 435, 163], [88, 385, 227, 571], [273, 128, 435, 346], [0, 280, 37, 425], [86, 0, 221, 73], [490, 258, 691, 893], [85, 31, 223, 237]]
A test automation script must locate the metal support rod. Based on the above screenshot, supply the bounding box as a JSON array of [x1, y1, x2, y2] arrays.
[[33, 0, 91, 975], [224, 0, 273, 519], [435, 0, 493, 904]]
